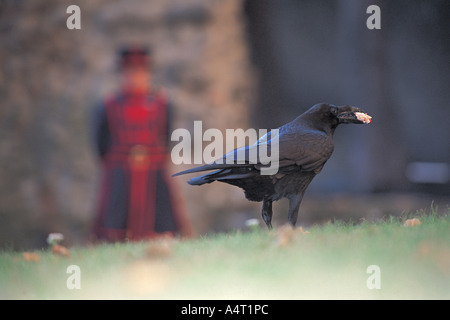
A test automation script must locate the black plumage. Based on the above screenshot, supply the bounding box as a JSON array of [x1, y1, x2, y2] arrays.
[[173, 103, 371, 228]]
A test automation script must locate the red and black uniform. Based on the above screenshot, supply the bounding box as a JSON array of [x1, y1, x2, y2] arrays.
[[91, 89, 192, 241]]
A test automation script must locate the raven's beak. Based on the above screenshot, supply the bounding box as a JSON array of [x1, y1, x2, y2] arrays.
[[337, 105, 372, 124]]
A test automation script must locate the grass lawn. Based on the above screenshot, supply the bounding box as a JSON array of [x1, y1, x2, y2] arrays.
[[0, 207, 449, 299]]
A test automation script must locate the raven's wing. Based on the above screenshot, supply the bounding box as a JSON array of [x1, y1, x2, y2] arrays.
[[172, 130, 276, 177], [273, 127, 334, 173], [173, 125, 334, 177]]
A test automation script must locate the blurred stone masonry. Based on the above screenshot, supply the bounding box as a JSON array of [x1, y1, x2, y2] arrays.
[[0, 0, 257, 248]]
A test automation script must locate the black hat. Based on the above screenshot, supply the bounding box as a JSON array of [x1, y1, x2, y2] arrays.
[[119, 46, 151, 68]]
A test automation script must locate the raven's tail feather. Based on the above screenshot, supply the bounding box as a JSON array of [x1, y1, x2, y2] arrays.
[[187, 169, 254, 186], [187, 175, 213, 185], [187, 169, 222, 185]]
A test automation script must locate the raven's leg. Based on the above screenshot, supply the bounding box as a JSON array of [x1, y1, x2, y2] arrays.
[[261, 198, 273, 229], [287, 193, 304, 226]]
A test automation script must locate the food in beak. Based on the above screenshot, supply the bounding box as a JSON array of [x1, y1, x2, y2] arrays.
[[354, 112, 372, 124]]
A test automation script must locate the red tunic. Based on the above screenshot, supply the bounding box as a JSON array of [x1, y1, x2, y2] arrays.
[[92, 90, 192, 241]]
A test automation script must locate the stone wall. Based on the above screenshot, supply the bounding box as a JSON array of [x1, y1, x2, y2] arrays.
[[0, 0, 257, 248]]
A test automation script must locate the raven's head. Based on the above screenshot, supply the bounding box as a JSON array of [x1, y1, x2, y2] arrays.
[[301, 103, 372, 133]]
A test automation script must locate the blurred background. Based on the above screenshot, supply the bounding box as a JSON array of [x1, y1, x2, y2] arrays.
[[1, 0, 449, 250]]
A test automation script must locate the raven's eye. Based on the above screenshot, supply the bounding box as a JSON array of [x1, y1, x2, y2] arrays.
[[330, 107, 338, 116]]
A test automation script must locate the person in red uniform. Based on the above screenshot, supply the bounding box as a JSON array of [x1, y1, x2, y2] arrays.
[[91, 47, 192, 242]]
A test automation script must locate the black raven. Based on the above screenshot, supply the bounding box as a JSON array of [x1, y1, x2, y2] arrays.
[[173, 103, 372, 229]]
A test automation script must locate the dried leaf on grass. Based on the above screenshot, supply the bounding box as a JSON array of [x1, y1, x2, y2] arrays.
[[52, 244, 70, 257], [404, 218, 422, 227], [298, 226, 310, 234], [22, 252, 40, 262], [276, 224, 309, 247]]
